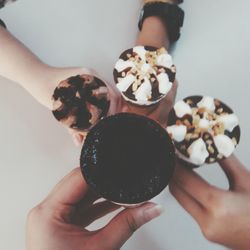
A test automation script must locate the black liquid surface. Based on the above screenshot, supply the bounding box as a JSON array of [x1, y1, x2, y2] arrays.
[[80, 113, 175, 204]]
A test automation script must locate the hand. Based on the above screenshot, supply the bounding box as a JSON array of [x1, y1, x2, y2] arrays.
[[49, 68, 125, 146], [68, 81, 125, 146], [26, 168, 163, 250], [123, 80, 178, 128], [169, 155, 250, 250], [148, 80, 178, 127]]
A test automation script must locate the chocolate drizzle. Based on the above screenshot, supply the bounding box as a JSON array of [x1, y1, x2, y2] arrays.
[[167, 96, 241, 165], [151, 74, 162, 102], [114, 46, 176, 105], [52, 75, 110, 131]]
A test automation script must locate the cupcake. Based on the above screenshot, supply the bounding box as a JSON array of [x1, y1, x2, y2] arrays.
[[80, 113, 175, 205], [52, 74, 110, 133], [113, 46, 176, 106], [167, 96, 240, 166]]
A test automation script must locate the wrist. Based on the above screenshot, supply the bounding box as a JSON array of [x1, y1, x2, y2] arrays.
[[138, 2, 184, 43], [139, 16, 169, 48]]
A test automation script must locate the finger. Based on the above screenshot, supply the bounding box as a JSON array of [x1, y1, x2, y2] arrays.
[[84, 68, 97, 76], [121, 102, 130, 113], [169, 179, 204, 225], [151, 80, 178, 127], [72, 133, 84, 146], [219, 154, 250, 191], [68, 128, 86, 146], [173, 163, 223, 206], [99, 202, 163, 249], [74, 200, 121, 227], [107, 85, 123, 116], [162, 79, 178, 106], [167, 80, 178, 106], [75, 190, 100, 211], [46, 168, 95, 207]]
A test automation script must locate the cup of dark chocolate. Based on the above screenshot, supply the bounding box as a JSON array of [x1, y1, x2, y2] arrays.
[[80, 113, 175, 206], [167, 96, 241, 166], [113, 46, 176, 106]]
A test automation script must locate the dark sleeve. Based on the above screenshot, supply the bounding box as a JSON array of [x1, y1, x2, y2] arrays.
[[0, 18, 7, 29], [0, 0, 5, 8]]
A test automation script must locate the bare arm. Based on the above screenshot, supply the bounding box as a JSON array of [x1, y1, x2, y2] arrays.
[[136, 16, 170, 50], [0, 26, 89, 109], [129, 1, 179, 125], [170, 155, 250, 250]]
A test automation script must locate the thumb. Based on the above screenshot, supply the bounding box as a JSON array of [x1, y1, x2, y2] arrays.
[[99, 202, 163, 249]]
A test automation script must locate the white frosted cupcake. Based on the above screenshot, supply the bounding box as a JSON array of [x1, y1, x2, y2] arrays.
[[167, 96, 241, 166], [113, 46, 176, 106]]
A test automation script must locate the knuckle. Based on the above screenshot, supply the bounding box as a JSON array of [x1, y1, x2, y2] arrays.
[[27, 203, 44, 223], [72, 167, 81, 174], [125, 213, 140, 233], [206, 192, 218, 209], [27, 202, 54, 230], [168, 181, 176, 196], [202, 222, 217, 242], [202, 196, 228, 242], [205, 188, 222, 209], [206, 192, 228, 219]]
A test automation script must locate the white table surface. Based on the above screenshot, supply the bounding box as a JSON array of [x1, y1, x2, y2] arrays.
[[0, 0, 250, 249]]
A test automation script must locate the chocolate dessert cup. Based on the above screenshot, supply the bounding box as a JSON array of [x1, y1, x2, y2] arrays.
[[80, 113, 175, 205], [113, 46, 176, 107], [167, 96, 241, 166], [52, 74, 110, 133]]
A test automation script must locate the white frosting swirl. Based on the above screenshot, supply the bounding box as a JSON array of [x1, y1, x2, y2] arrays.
[[157, 73, 172, 94], [197, 96, 216, 112], [214, 134, 235, 157], [187, 138, 209, 165], [156, 53, 173, 68], [167, 125, 187, 142], [217, 114, 239, 132], [115, 59, 135, 72], [134, 77, 152, 104], [116, 75, 136, 92], [174, 101, 192, 118], [133, 46, 147, 61], [114, 46, 176, 106]]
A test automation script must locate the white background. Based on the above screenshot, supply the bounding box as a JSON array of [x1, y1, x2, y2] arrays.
[[0, 0, 250, 249]]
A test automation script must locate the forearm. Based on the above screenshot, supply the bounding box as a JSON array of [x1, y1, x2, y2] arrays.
[[136, 16, 170, 50], [0, 26, 91, 109], [0, 26, 57, 108]]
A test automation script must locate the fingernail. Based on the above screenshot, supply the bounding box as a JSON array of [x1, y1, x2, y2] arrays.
[[143, 204, 164, 222]]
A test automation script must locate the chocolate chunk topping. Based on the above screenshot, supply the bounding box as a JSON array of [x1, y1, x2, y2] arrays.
[[52, 75, 110, 131]]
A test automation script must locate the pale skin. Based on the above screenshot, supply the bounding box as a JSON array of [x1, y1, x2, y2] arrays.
[[0, 4, 173, 250], [127, 15, 178, 128], [0, 25, 123, 145], [0, 4, 178, 144], [169, 155, 250, 250], [5, 1, 250, 249], [141, 3, 250, 248], [26, 168, 163, 250]]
